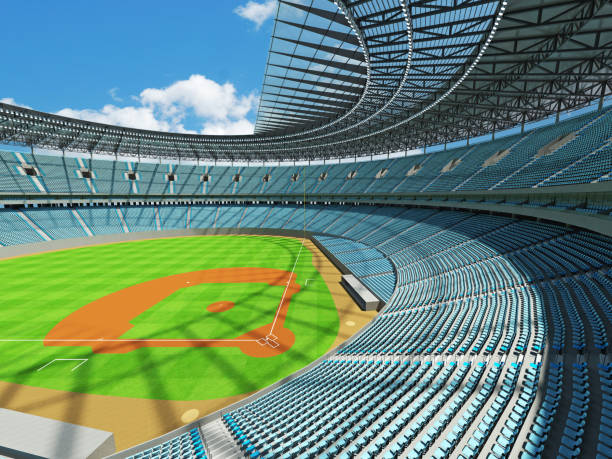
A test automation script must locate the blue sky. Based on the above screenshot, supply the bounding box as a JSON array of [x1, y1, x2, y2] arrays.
[[1, 0, 278, 134]]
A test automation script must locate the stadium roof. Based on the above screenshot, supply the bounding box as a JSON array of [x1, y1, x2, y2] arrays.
[[1, 0, 611, 162]]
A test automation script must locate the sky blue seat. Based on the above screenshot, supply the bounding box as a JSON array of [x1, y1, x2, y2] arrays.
[[597, 441, 612, 459]]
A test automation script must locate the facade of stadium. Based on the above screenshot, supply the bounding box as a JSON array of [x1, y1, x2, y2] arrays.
[[0, 0, 611, 458]]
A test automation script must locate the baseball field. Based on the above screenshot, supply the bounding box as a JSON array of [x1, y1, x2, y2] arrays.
[[0, 235, 341, 401]]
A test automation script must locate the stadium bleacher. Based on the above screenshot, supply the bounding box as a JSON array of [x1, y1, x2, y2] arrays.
[[125, 428, 206, 459], [0, 107, 610, 199]]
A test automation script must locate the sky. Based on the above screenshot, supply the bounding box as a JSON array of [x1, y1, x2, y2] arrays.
[[0, 0, 279, 135]]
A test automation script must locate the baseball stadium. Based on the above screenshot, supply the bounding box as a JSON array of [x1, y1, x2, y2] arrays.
[[0, 1, 611, 458]]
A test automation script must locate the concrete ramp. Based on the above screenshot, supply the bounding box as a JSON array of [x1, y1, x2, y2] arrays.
[[441, 158, 462, 173], [483, 148, 511, 167], [200, 420, 242, 458], [406, 163, 422, 176], [536, 132, 576, 158], [375, 168, 388, 179]]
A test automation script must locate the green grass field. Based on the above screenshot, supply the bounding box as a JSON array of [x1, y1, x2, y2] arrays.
[[122, 282, 288, 340], [0, 236, 339, 400]]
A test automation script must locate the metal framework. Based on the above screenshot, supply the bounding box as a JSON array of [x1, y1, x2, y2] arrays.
[[0, 0, 610, 161]]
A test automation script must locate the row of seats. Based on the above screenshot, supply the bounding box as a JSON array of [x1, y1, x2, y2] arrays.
[[207, 205, 609, 457], [314, 235, 396, 301], [598, 363, 612, 457], [1, 107, 610, 198], [126, 428, 206, 459], [556, 362, 589, 458]]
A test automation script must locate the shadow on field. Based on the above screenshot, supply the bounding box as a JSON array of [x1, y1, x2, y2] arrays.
[[53, 356, 92, 458], [0, 233, 343, 447]]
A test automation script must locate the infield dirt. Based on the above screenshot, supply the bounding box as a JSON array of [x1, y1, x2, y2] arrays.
[[45, 267, 300, 357]]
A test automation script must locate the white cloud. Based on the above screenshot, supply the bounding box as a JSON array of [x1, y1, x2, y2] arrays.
[[56, 74, 258, 135], [108, 87, 123, 102], [140, 74, 258, 122], [234, 0, 277, 29], [202, 118, 255, 136], [1, 97, 32, 109], [57, 105, 180, 132]]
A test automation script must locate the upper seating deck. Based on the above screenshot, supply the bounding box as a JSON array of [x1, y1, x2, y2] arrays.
[[1, 107, 610, 199]]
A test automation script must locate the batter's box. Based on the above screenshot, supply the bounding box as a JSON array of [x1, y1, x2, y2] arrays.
[[267, 339, 280, 349], [37, 358, 88, 372], [266, 334, 278, 341], [256, 338, 268, 346]]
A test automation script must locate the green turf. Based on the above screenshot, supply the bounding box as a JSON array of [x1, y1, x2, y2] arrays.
[[122, 282, 287, 340], [0, 236, 339, 400]]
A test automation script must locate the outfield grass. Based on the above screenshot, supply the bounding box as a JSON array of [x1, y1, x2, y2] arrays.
[[0, 236, 339, 400]]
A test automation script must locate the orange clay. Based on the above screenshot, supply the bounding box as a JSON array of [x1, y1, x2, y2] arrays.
[[44, 267, 300, 357], [206, 301, 235, 312]]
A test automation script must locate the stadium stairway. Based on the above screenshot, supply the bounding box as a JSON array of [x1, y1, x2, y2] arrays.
[[200, 421, 243, 458]]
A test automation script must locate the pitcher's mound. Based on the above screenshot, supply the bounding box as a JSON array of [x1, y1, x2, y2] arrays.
[[207, 301, 235, 313]]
